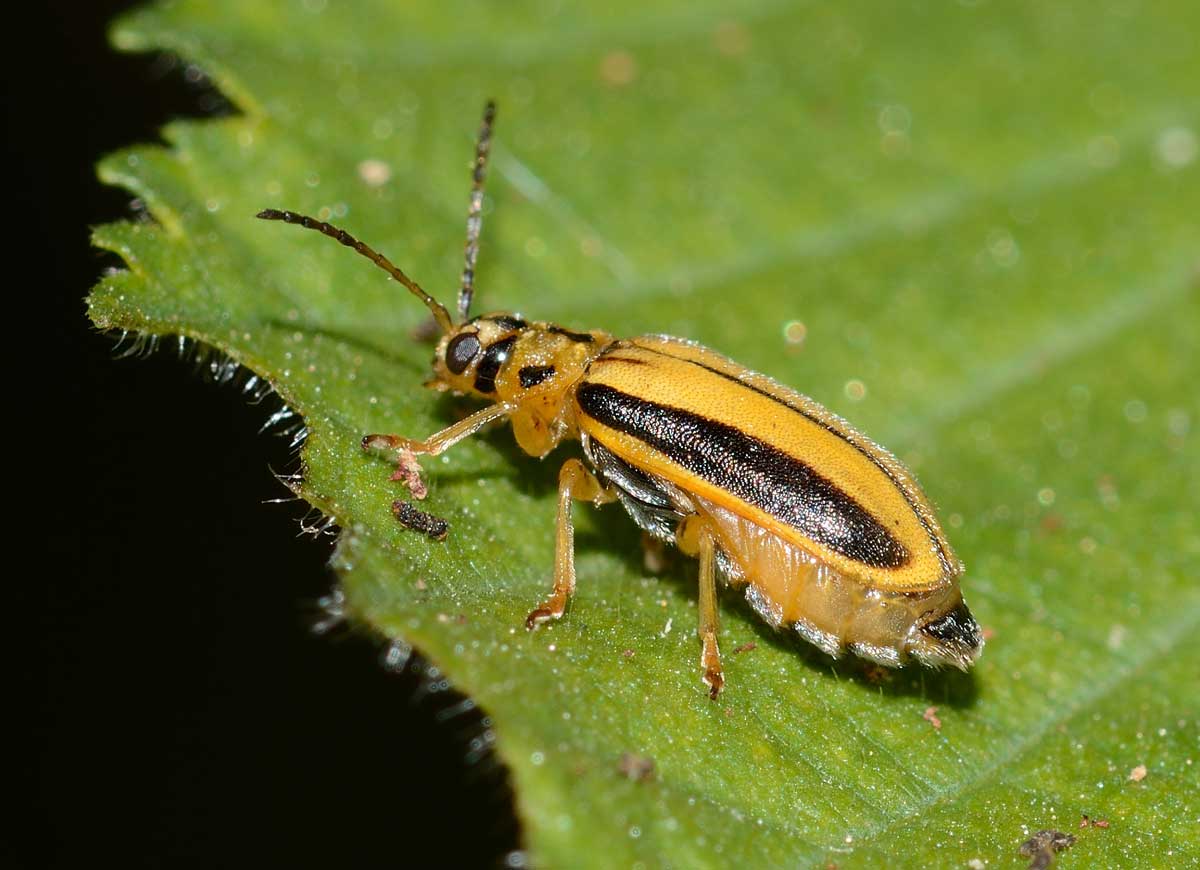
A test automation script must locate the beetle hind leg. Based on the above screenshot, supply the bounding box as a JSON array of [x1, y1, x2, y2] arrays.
[[677, 515, 725, 699], [525, 459, 615, 629]]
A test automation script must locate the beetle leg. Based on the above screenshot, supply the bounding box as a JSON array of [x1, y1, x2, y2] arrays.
[[363, 402, 513, 457], [697, 533, 725, 699], [678, 515, 724, 699], [525, 459, 615, 629]]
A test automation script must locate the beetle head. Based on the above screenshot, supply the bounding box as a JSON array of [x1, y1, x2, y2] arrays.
[[429, 314, 528, 396], [430, 313, 612, 404]]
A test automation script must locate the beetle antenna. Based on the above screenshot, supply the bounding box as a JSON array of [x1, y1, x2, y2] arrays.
[[458, 100, 496, 323], [257, 209, 454, 335]]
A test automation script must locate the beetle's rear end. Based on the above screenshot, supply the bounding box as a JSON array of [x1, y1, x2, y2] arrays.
[[697, 494, 982, 669]]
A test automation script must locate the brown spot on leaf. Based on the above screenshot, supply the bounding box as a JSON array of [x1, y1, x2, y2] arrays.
[[600, 50, 637, 86], [390, 448, 428, 499], [1018, 830, 1076, 869], [617, 752, 655, 782], [923, 706, 942, 730], [1039, 513, 1064, 534]]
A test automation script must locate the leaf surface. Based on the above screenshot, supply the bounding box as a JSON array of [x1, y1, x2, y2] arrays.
[[91, 2, 1199, 866]]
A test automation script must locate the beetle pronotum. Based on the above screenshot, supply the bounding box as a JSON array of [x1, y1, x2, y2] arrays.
[[258, 101, 983, 698]]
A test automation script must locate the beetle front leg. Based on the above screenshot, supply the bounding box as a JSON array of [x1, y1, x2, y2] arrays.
[[677, 515, 724, 699], [363, 402, 513, 457], [525, 458, 615, 629]]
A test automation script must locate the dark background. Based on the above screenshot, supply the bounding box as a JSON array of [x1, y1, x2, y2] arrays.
[[22, 3, 518, 867]]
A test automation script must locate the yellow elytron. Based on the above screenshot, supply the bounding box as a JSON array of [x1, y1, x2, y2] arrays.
[[259, 102, 983, 697]]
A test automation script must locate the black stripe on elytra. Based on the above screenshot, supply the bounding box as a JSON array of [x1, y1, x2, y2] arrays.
[[518, 365, 556, 388], [627, 342, 951, 574], [549, 326, 594, 343], [473, 336, 516, 394], [576, 383, 910, 569]]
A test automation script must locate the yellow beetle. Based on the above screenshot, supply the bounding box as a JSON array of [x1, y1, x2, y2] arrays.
[[259, 101, 983, 698]]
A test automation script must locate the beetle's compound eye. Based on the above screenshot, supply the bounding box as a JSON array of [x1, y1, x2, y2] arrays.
[[446, 332, 482, 374]]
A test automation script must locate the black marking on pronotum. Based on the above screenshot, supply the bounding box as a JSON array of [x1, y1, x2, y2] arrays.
[[630, 342, 952, 574], [576, 384, 910, 569], [548, 326, 595, 343], [473, 314, 527, 332], [473, 335, 516, 393], [518, 365, 556, 388], [392, 500, 449, 541]]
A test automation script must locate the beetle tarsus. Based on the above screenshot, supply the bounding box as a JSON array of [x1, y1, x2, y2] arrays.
[[701, 632, 725, 699], [362, 432, 402, 451], [704, 667, 725, 700], [525, 603, 563, 630]]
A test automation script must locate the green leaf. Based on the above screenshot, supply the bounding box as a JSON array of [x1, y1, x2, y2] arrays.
[[91, 2, 1199, 866]]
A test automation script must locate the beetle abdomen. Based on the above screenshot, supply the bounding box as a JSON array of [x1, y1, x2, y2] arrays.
[[694, 494, 964, 666], [578, 336, 960, 593]]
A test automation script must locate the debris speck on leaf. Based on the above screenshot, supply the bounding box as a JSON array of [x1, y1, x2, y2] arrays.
[[618, 752, 655, 782], [1018, 829, 1076, 869], [1080, 814, 1110, 829], [392, 500, 448, 540], [1129, 763, 1147, 782], [391, 448, 428, 499], [923, 706, 942, 730], [733, 642, 757, 655]]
